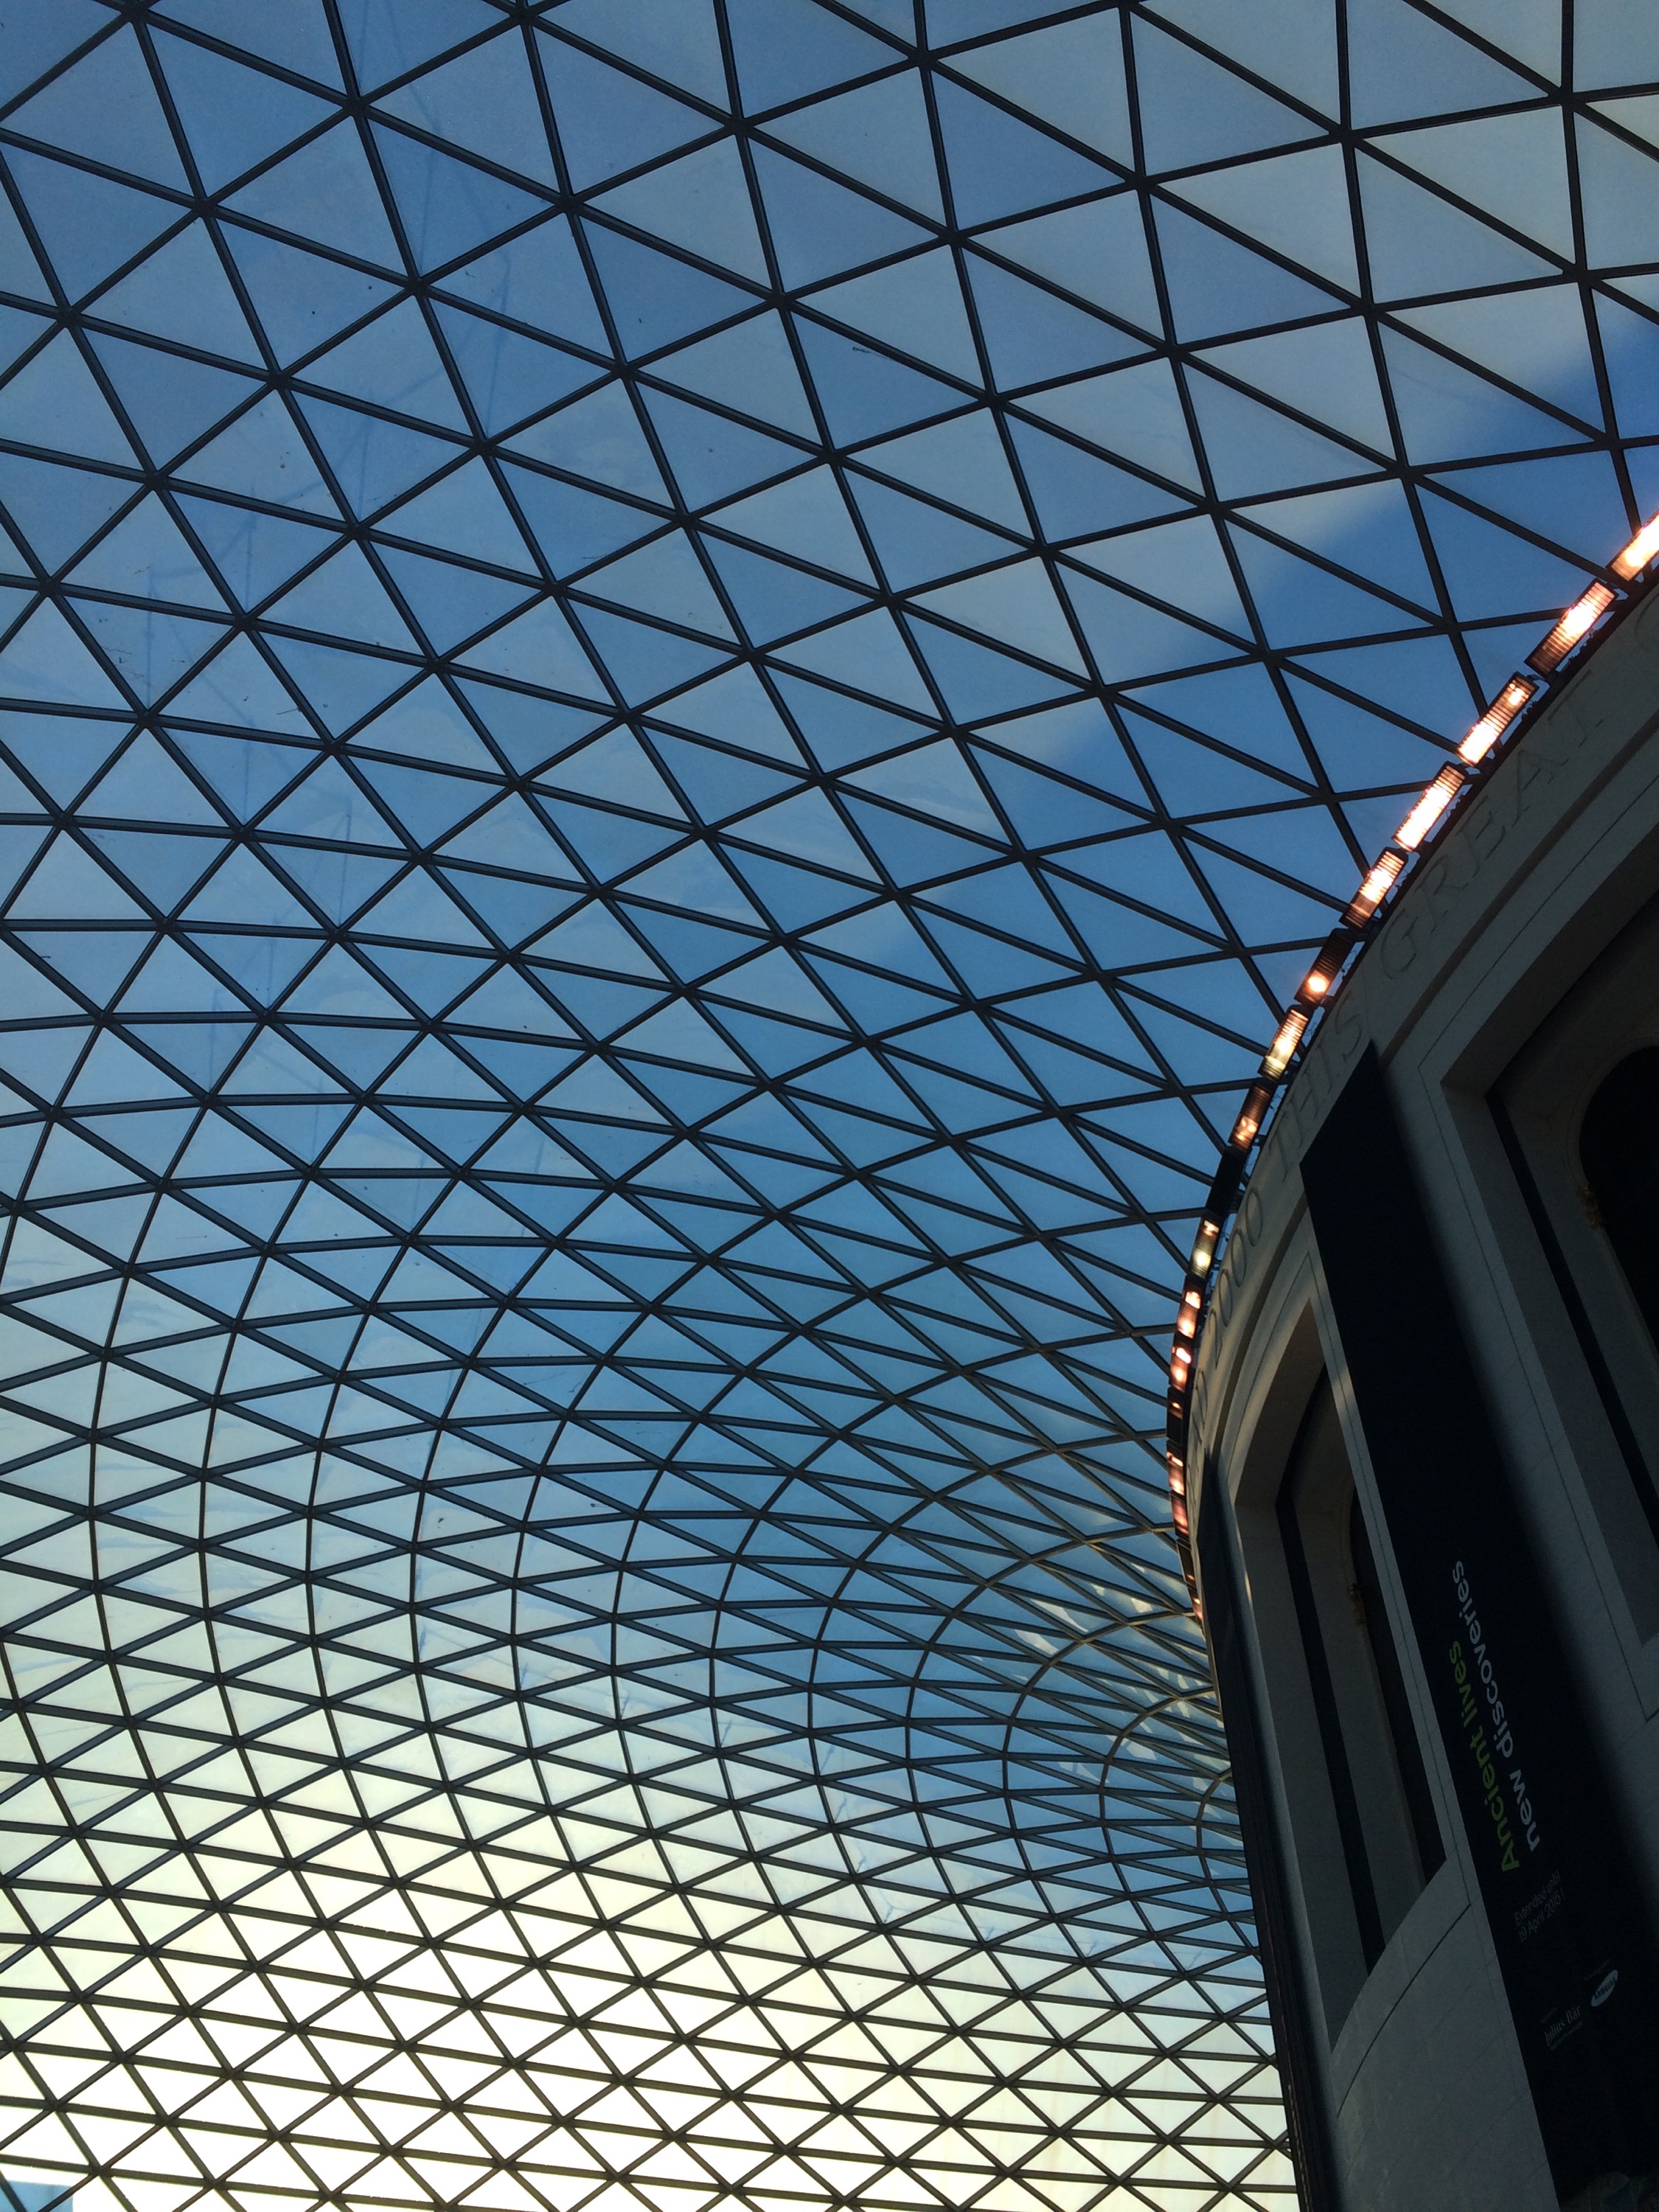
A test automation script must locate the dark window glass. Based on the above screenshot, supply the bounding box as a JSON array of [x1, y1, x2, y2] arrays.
[[1581, 1047, 1659, 1349], [1350, 1492, 1444, 1888], [1276, 1376, 1441, 1992]]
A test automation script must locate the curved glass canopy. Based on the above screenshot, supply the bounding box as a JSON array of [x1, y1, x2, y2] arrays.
[[0, 6, 1655, 2211]]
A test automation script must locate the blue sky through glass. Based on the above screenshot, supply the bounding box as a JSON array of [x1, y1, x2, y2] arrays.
[[0, 5, 1657, 2211]]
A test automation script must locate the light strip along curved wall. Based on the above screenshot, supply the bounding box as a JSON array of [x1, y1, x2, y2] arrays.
[[0, 6, 1656, 2212]]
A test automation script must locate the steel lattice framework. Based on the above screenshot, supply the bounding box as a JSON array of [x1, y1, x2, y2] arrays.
[[0, 4, 1655, 2211]]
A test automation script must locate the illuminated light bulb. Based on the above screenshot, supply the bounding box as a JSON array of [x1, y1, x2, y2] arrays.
[[1169, 1342, 1192, 1385], [1189, 1220, 1220, 1276], [1262, 1007, 1309, 1079], [1175, 1289, 1200, 1340], [1613, 514, 1659, 581], [1231, 1085, 1270, 1149], [1395, 765, 1464, 852], [1528, 581, 1616, 673], [1293, 927, 1352, 1009], [1343, 851, 1405, 926], [1458, 675, 1537, 765]]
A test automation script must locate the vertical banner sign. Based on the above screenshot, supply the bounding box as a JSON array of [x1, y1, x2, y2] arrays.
[[1301, 1048, 1659, 2201]]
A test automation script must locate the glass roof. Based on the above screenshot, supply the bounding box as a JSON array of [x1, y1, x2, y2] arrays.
[[0, 5, 1655, 2211]]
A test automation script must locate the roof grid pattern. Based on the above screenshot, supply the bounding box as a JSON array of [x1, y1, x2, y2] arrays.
[[0, 5, 1656, 2211]]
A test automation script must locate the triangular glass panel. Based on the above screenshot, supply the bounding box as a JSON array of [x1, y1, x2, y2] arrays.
[[594, 141, 769, 285], [435, 217, 609, 354], [0, 603, 128, 707], [856, 411, 1028, 530], [1234, 479, 1437, 607], [1166, 143, 1358, 293], [1577, 118, 1659, 272], [456, 597, 611, 699], [0, 0, 107, 108], [226, 125, 403, 267], [1418, 490, 1592, 622], [1152, 203, 1337, 345], [1187, 371, 1369, 498], [265, 636, 411, 733], [582, 225, 756, 356], [1378, 327, 1579, 463], [1397, 287, 1602, 425], [1346, 0, 1533, 125], [639, 390, 802, 507], [223, 229, 400, 365], [912, 560, 1086, 675], [726, 0, 895, 113], [947, 15, 1133, 164], [375, 32, 557, 187], [1019, 359, 1202, 491], [967, 257, 1144, 389], [710, 469, 874, 582], [1297, 632, 1475, 731], [69, 498, 226, 611], [934, 78, 1118, 227], [764, 73, 945, 221], [306, 298, 468, 431], [296, 395, 457, 518], [378, 460, 534, 570], [500, 464, 658, 578], [10, 25, 188, 190], [979, 195, 1161, 334], [1371, 111, 1573, 259], [807, 250, 979, 380], [1005, 420, 1188, 542], [1071, 515, 1248, 637], [175, 498, 338, 611], [650, 314, 817, 439], [790, 321, 964, 443], [771, 606, 933, 712], [161, 0, 344, 88], [538, 34, 714, 192], [94, 225, 261, 364], [506, 384, 667, 503], [338, 0, 488, 94], [75, 606, 221, 699], [569, 607, 730, 703], [1596, 293, 1659, 440], [431, 306, 598, 437], [1356, 151, 1553, 299], [86, 335, 262, 468], [267, 543, 418, 651], [1433, 453, 1630, 563], [153, 32, 338, 193], [549, 0, 728, 105], [1227, 529, 1421, 646], [849, 476, 1020, 588], [1132, 19, 1313, 173], [1062, 572, 1236, 682], [0, 333, 138, 467], [3, 150, 180, 301], [703, 540, 866, 644], [750, 145, 930, 289], [578, 535, 734, 641], [370, 123, 552, 274]]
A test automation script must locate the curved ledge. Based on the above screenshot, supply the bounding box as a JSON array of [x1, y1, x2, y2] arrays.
[[1164, 513, 1659, 1612]]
